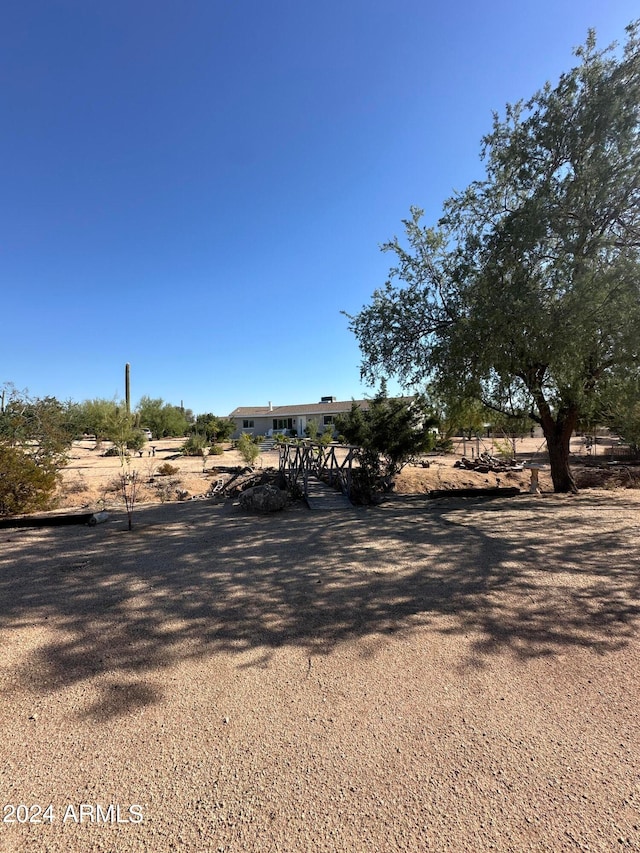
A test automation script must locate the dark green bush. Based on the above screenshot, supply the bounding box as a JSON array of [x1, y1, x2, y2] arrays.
[[0, 446, 59, 516]]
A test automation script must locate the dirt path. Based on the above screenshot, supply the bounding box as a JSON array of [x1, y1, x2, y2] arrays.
[[1, 488, 639, 851]]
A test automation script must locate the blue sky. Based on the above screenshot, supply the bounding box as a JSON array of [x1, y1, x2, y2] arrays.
[[2, 1, 637, 416]]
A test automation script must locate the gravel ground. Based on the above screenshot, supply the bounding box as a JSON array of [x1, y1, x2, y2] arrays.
[[1, 487, 639, 852]]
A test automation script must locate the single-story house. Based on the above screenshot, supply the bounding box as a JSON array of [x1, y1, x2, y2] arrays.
[[228, 396, 370, 439]]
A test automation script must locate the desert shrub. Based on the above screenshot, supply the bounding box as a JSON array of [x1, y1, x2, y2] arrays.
[[153, 477, 180, 503], [157, 462, 180, 476], [209, 444, 224, 456], [182, 435, 207, 456], [0, 446, 59, 516], [237, 433, 260, 467], [126, 431, 146, 452], [102, 446, 121, 457], [435, 436, 454, 454], [319, 425, 335, 446], [305, 419, 319, 440]]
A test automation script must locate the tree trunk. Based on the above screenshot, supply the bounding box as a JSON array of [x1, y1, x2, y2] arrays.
[[530, 388, 579, 494], [544, 429, 577, 493]]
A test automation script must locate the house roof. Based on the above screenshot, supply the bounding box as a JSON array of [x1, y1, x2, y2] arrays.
[[228, 399, 370, 419]]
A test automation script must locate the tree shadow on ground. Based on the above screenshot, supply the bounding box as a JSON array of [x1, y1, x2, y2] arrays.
[[1, 491, 638, 718]]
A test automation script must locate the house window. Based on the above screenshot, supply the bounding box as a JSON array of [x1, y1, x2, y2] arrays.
[[243, 419, 254, 429], [323, 415, 335, 426], [273, 418, 294, 431]]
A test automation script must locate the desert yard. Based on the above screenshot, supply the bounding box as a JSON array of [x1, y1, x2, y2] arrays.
[[1, 440, 639, 851]]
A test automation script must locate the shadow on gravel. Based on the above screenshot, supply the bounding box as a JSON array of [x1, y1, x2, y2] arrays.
[[1, 492, 638, 718]]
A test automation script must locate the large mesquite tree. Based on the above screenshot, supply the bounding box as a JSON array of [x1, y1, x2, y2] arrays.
[[346, 24, 640, 492]]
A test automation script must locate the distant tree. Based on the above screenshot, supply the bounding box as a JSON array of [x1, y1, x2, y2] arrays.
[[438, 397, 487, 440], [599, 375, 640, 454], [191, 414, 235, 443], [104, 406, 138, 455], [345, 23, 640, 493], [74, 398, 121, 441], [136, 397, 190, 438]]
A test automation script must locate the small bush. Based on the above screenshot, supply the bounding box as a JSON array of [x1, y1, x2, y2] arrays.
[[182, 435, 207, 456], [209, 444, 224, 456], [153, 477, 180, 503], [157, 462, 180, 476], [435, 437, 454, 454], [0, 446, 59, 516], [127, 431, 147, 452], [237, 433, 260, 467], [102, 446, 121, 457]]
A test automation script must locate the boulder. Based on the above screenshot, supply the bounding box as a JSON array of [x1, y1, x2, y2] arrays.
[[239, 484, 288, 513]]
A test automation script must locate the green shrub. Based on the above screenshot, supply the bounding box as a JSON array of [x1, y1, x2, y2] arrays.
[[209, 444, 224, 455], [0, 446, 59, 516], [127, 431, 147, 452], [435, 437, 454, 454], [237, 433, 260, 467], [304, 419, 319, 440], [181, 435, 207, 456], [319, 425, 335, 446]]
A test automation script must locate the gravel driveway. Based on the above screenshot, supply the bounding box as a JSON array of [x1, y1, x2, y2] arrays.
[[1, 490, 639, 851]]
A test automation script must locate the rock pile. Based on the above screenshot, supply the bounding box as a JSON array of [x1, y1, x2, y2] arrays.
[[238, 484, 288, 513]]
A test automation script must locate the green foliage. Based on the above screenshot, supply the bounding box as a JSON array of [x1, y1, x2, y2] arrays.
[[599, 376, 640, 454], [304, 419, 319, 440], [104, 406, 138, 455], [191, 413, 235, 443], [0, 445, 58, 516], [209, 444, 224, 455], [127, 430, 147, 452], [0, 387, 74, 468], [136, 396, 190, 439], [335, 388, 438, 503], [345, 23, 640, 493], [237, 432, 260, 467], [0, 386, 74, 515], [438, 398, 486, 439], [181, 434, 208, 456], [319, 425, 335, 446], [72, 398, 121, 441]]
